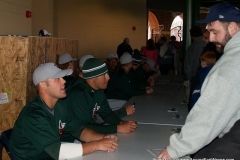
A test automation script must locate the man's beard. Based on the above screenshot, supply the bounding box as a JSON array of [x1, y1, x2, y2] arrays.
[[215, 31, 232, 52]]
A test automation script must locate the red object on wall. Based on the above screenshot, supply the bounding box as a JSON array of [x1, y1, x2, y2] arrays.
[[26, 10, 32, 18]]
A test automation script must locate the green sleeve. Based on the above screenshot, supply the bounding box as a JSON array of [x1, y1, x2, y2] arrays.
[[97, 92, 121, 124], [114, 107, 127, 118]]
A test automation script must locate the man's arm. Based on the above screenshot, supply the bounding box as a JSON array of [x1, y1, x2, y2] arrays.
[[80, 128, 104, 142], [161, 74, 240, 158], [79, 128, 118, 155], [82, 137, 118, 155]]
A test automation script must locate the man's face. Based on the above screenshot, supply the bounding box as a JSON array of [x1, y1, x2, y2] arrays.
[[90, 73, 110, 90], [109, 58, 118, 70], [44, 78, 66, 99], [207, 20, 232, 49]]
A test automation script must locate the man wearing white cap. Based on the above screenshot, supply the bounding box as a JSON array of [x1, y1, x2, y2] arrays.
[[106, 53, 119, 77], [106, 52, 153, 101], [58, 53, 79, 89], [10, 63, 118, 160]]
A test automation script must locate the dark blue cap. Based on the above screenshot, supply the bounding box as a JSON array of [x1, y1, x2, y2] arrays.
[[198, 2, 240, 23]]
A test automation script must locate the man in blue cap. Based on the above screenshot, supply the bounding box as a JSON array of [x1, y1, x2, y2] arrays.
[[159, 2, 240, 159]]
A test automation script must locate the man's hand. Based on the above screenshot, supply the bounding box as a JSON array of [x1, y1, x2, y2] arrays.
[[82, 136, 118, 155], [95, 137, 118, 152], [104, 134, 118, 141], [146, 87, 154, 94], [158, 149, 171, 160], [125, 104, 136, 116], [117, 121, 137, 133]]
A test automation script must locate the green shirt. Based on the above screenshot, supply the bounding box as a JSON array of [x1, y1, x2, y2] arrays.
[[106, 69, 145, 100], [129, 66, 148, 90], [10, 96, 82, 160], [62, 78, 121, 134]]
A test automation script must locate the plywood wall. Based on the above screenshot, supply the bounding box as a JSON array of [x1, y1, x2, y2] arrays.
[[0, 36, 29, 132], [53, 38, 79, 60], [0, 36, 78, 135]]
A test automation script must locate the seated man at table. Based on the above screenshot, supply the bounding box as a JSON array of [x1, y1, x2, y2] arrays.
[[57, 53, 79, 90], [61, 58, 137, 134], [106, 52, 153, 108], [10, 63, 118, 160]]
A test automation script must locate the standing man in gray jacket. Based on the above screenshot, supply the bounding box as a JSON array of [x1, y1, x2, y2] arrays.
[[159, 2, 240, 159]]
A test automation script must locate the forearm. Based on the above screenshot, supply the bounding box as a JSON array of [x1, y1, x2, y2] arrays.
[[80, 128, 104, 142]]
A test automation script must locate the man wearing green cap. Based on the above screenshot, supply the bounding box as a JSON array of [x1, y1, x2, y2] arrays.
[[159, 2, 240, 159], [62, 58, 137, 134], [10, 63, 118, 160]]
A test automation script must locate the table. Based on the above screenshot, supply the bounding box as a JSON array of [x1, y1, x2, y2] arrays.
[[83, 77, 188, 160]]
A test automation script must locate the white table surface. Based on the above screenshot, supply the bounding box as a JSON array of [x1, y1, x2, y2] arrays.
[[83, 77, 189, 160], [83, 124, 178, 160]]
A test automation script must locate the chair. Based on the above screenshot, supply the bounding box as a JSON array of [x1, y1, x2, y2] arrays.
[[0, 129, 16, 160]]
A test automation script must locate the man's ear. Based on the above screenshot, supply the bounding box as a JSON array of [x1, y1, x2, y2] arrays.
[[39, 81, 48, 89], [228, 22, 239, 36]]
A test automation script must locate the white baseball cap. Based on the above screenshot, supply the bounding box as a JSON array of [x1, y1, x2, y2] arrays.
[[33, 63, 73, 85], [58, 53, 77, 65], [79, 54, 94, 68], [120, 52, 132, 64]]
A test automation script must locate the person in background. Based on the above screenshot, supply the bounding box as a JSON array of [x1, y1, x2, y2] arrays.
[[78, 54, 95, 77], [130, 54, 154, 92], [188, 51, 217, 111], [10, 63, 118, 160], [142, 58, 158, 88], [58, 53, 79, 90], [105, 53, 119, 77], [141, 39, 158, 68], [117, 37, 133, 58], [159, 36, 178, 75], [183, 26, 206, 106], [61, 58, 137, 134], [106, 52, 153, 103], [159, 2, 240, 159]]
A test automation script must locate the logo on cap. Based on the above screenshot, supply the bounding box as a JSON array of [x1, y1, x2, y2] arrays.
[[219, 15, 224, 19]]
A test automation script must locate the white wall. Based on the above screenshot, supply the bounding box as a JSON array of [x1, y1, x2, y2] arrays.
[[0, 0, 32, 36], [55, 0, 147, 58], [0, 0, 147, 58], [32, 0, 54, 36]]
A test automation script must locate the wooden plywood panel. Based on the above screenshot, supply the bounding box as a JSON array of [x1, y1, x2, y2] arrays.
[[0, 36, 79, 132], [26, 37, 46, 102], [0, 36, 29, 131], [53, 38, 79, 61]]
